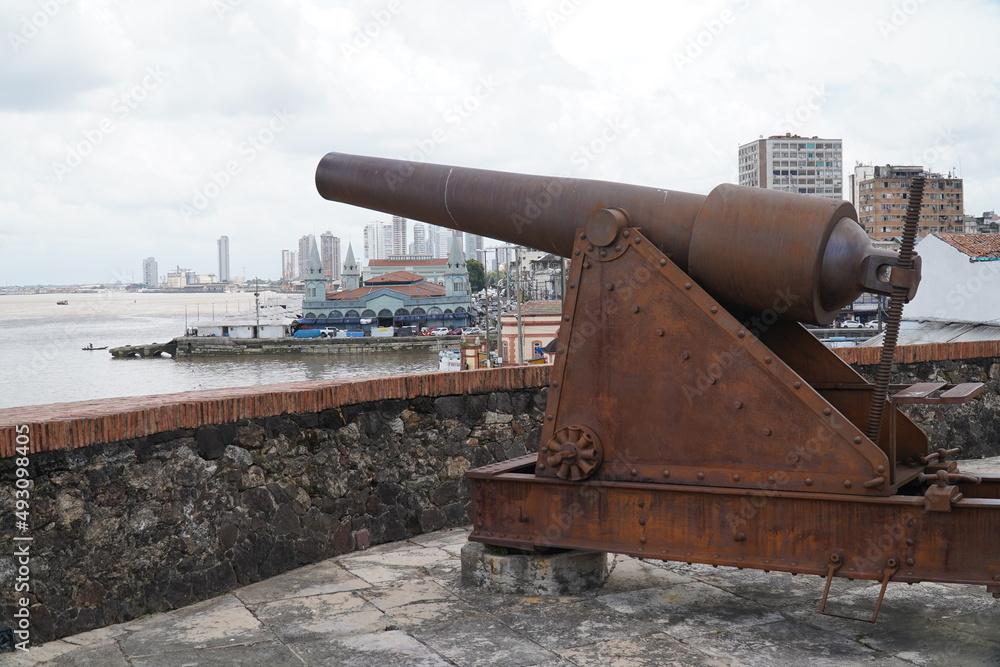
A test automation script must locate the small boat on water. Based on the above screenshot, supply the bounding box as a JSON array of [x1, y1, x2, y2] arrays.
[[82, 344, 108, 351], [56, 300, 69, 305]]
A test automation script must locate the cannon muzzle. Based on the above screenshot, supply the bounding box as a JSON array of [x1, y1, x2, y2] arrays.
[[316, 152, 907, 325]]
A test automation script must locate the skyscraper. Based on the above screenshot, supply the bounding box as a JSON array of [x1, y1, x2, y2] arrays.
[[142, 257, 158, 287], [464, 232, 483, 260], [364, 222, 390, 262], [217, 236, 230, 282], [298, 235, 312, 279], [738, 134, 843, 199], [411, 223, 428, 255], [391, 216, 407, 257], [281, 250, 297, 281], [852, 164, 965, 241], [320, 231, 341, 281]]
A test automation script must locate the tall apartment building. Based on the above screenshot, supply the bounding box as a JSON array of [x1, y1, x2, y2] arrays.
[[410, 223, 428, 255], [738, 134, 843, 199], [320, 231, 341, 282], [851, 164, 964, 241], [281, 250, 297, 281], [297, 235, 312, 279], [391, 216, 407, 257], [217, 235, 230, 283], [464, 233, 483, 260], [142, 257, 158, 287]]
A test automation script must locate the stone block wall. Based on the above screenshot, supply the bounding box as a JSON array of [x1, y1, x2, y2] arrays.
[[0, 368, 549, 642]]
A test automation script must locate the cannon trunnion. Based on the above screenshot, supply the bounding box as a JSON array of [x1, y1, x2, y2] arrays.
[[317, 152, 1000, 620]]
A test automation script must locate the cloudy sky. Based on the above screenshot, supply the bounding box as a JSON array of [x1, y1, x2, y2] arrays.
[[2, 0, 998, 286]]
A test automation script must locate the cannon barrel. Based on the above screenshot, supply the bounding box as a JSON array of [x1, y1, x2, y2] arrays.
[[316, 152, 900, 325]]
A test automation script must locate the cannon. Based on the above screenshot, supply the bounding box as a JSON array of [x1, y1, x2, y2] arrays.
[[317, 152, 999, 621]]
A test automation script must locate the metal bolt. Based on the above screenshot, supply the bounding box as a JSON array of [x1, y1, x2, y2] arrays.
[[853, 436, 862, 444], [762, 428, 772, 436], [708, 376, 716, 385], [659, 258, 667, 266], [793, 381, 801, 389], [768, 476, 776, 484], [844, 480, 853, 488], [684, 282, 692, 290], [805, 477, 814, 486], [764, 356, 772, 364], [638, 517, 646, 525], [735, 533, 746, 542], [569, 281, 576, 288], [606, 283, 614, 291], [733, 401, 743, 409], [681, 351, 690, 360], [733, 473, 742, 482], [876, 465, 885, 473], [614, 244, 622, 252], [558, 348, 565, 355], [737, 330, 746, 338], [552, 381, 559, 388], [583, 261, 591, 269], [564, 315, 571, 321], [638, 500, 645, 508], [697, 472, 705, 480], [546, 414, 553, 421], [906, 538, 914, 546], [630, 468, 638, 476], [710, 306, 718, 314], [663, 470, 670, 478], [906, 558, 915, 566], [600, 249, 607, 257], [639, 536, 647, 543], [574, 249, 581, 256], [587, 244, 595, 252], [622, 229, 630, 238], [823, 408, 832, 416], [632, 305, 640, 313], [579, 232, 587, 240], [656, 328, 664, 337], [538, 463, 545, 470], [634, 237, 642, 244]]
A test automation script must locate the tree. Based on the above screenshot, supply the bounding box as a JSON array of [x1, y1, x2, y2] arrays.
[[466, 259, 486, 292]]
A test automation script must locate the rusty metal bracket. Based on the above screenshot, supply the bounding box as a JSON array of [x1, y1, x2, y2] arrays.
[[819, 556, 900, 623], [920, 470, 981, 512]]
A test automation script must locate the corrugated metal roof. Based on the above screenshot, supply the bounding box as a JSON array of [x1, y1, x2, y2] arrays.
[[861, 320, 1000, 346]]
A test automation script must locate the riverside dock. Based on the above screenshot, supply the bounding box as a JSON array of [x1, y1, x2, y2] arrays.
[[110, 335, 465, 358]]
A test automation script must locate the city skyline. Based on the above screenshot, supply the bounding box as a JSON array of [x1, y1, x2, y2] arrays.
[[4, 2, 1000, 285]]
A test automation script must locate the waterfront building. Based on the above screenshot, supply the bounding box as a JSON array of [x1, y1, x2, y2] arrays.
[[300, 237, 472, 330], [851, 165, 965, 241], [738, 133, 843, 199], [142, 257, 158, 288], [320, 231, 341, 282], [217, 235, 230, 283], [365, 236, 470, 294]]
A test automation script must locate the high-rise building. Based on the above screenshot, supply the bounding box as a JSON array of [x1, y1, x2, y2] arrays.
[[217, 236, 230, 282], [464, 233, 483, 260], [410, 223, 428, 255], [852, 164, 965, 241], [363, 222, 392, 261], [320, 231, 341, 282], [738, 134, 843, 199], [297, 235, 312, 279], [281, 250, 297, 281], [142, 257, 158, 287], [391, 216, 407, 257], [430, 226, 458, 258]]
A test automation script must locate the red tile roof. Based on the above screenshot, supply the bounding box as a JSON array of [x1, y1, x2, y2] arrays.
[[935, 233, 1000, 258], [328, 282, 446, 300], [369, 258, 449, 267], [365, 271, 425, 284]]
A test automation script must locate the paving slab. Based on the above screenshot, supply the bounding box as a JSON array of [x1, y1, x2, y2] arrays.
[[5, 524, 999, 667]]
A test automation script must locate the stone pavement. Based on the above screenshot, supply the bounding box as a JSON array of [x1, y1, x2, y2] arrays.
[[3, 517, 998, 667]]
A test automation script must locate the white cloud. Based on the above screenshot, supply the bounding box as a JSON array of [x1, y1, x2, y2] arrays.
[[1, 0, 999, 285]]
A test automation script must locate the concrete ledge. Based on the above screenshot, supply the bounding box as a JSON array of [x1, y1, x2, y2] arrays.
[[460, 541, 610, 596]]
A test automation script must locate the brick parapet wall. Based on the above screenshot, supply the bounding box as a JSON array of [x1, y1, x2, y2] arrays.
[[0, 366, 551, 457]]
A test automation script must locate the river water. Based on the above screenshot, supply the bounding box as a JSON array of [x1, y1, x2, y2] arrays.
[[0, 291, 439, 410]]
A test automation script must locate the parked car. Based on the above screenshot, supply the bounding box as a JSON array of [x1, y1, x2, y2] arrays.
[[394, 326, 417, 337], [428, 327, 451, 336], [462, 327, 484, 335], [319, 327, 338, 337], [841, 320, 874, 329]]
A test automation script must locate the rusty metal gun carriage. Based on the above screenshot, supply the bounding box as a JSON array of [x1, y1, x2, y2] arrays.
[[317, 151, 999, 621]]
